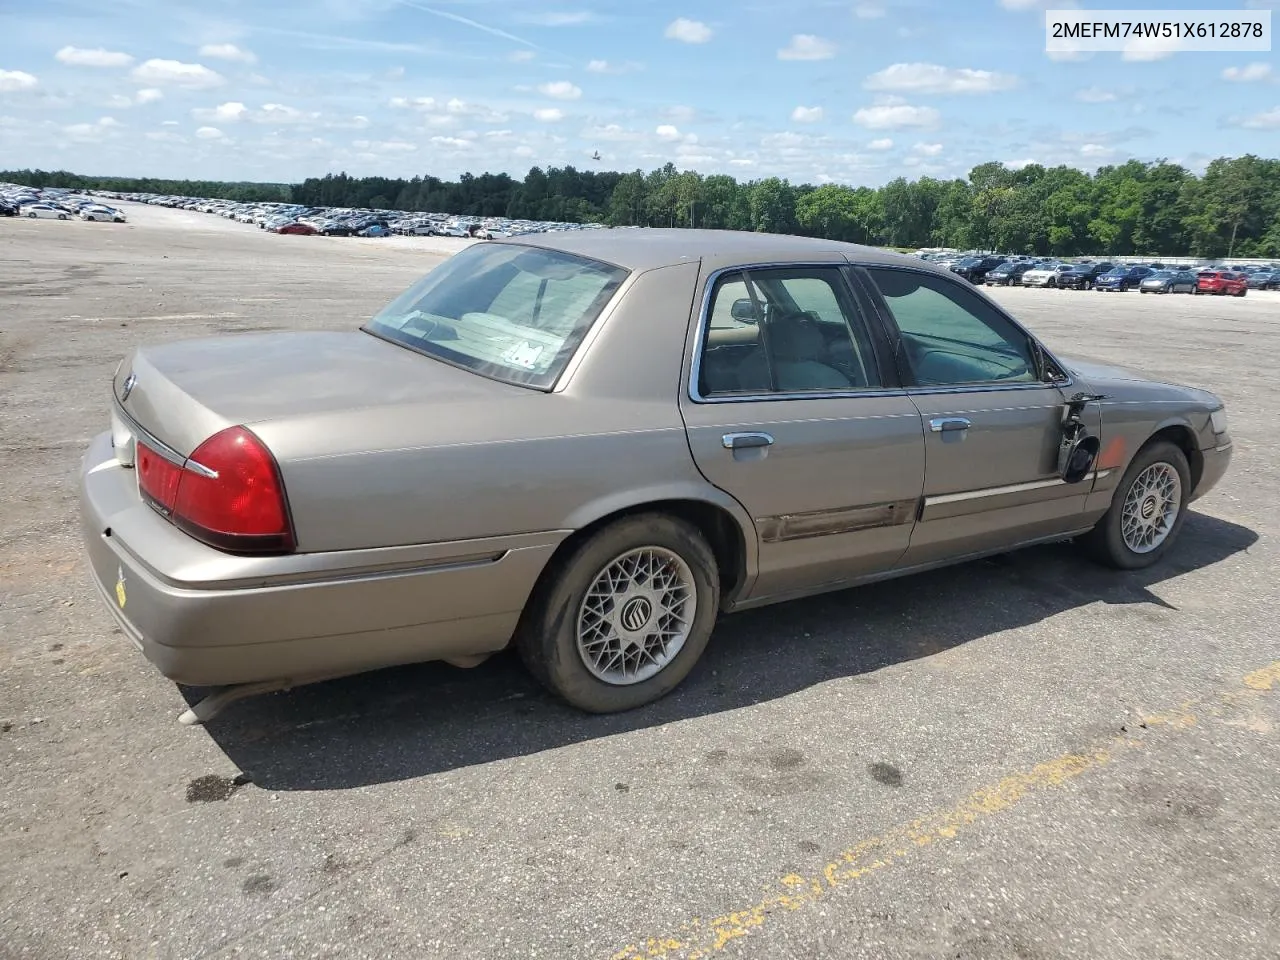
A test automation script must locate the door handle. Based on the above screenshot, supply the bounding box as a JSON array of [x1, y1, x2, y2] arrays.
[[929, 417, 972, 433], [722, 432, 774, 450]]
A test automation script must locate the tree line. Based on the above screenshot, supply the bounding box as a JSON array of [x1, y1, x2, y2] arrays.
[[5, 153, 1277, 258]]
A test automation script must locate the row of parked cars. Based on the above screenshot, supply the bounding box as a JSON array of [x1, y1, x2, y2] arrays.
[[917, 251, 1280, 297], [100, 192, 607, 242], [1, 184, 127, 223]]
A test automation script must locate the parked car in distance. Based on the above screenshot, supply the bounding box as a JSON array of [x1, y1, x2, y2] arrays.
[[984, 261, 1036, 286], [275, 221, 318, 236], [951, 255, 1007, 284], [80, 230, 1233, 723], [1058, 262, 1114, 290], [1245, 269, 1278, 290], [1140, 269, 1198, 294], [358, 223, 390, 237], [1021, 263, 1074, 288], [20, 202, 71, 220], [1196, 270, 1247, 297], [1094, 265, 1153, 292]]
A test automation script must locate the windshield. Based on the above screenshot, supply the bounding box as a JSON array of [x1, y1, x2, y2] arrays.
[[1103, 267, 1126, 276], [364, 242, 629, 389], [1148, 270, 1173, 278]]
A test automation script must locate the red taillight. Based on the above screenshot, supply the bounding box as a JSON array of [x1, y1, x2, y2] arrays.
[[138, 427, 294, 554], [137, 442, 183, 512]]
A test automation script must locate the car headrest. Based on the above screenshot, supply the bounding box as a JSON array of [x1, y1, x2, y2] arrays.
[[767, 312, 825, 360]]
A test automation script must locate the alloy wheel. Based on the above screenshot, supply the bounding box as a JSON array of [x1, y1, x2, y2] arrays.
[[576, 547, 697, 686], [1120, 462, 1182, 554]]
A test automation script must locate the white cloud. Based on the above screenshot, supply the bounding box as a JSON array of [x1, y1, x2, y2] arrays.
[[195, 126, 225, 139], [778, 35, 836, 61], [1004, 158, 1037, 170], [130, 59, 225, 89], [198, 43, 257, 64], [864, 62, 1019, 94], [1239, 106, 1280, 129], [539, 80, 582, 100], [55, 46, 134, 68], [913, 141, 943, 155], [194, 101, 248, 122], [518, 11, 594, 25], [867, 137, 894, 150], [375, 139, 418, 152], [853, 102, 939, 129], [791, 105, 824, 122], [146, 130, 186, 143], [509, 50, 536, 62], [1222, 63, 1272, 82], [514, 145, 536, 158], [63, 116, 121, 141], [0, 69, 39, 92], [665, 18, 713, 43], [1079, 143, 1113, 157], [586, 59, 642, 74], [135, 88, 163, 104], [854, 3, 885, 17], [106, 94, 133, 109], [1075, 87, 1117, 103], [656, 124, 682, 141], [533, 107, 564, 122], [664, 105, 697, 123]]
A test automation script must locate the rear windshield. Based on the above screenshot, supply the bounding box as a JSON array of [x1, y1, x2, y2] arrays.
[[364, 242, 629, 389]]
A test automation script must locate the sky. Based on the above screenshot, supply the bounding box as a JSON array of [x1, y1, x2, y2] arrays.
[[0, 0, 1277, 187]]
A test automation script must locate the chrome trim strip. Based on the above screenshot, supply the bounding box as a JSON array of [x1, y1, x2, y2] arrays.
[[112, 400, 186, 467], [925, 476, 1067, 506], [1215, 440, 1233, 453], [688, 260, 883, 405]]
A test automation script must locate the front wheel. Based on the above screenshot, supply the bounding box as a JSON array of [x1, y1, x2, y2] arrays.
[[1080, 440, 1190, 570], [516, 514, 720, 713]]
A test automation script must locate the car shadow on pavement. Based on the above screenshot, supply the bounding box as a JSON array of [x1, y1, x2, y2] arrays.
[[193, 511, 1257, 791]]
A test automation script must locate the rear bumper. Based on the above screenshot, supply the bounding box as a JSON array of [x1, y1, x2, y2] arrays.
[[78, 431, 565, 686]]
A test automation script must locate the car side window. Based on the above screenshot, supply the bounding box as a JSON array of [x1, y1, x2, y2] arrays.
[[698, 266, 882, 397], [864, 267, 1039, 387]]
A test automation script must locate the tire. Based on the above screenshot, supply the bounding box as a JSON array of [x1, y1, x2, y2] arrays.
[[1236, 288, 1247, 298], [27, 212, 36, 218], [1079, 440, 1191, 570], [515, 513, 720, 713], [58, 213, 67, 220]]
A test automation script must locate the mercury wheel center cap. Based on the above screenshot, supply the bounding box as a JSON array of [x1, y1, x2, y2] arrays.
[[619, 596, 654, 634], [1141, 496, 1158, 521]]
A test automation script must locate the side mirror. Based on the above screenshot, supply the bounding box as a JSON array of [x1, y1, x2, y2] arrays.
[[1057, 392, 1107, 483], [1058, 432, 1100, 483], [730, 298, 758, 322]]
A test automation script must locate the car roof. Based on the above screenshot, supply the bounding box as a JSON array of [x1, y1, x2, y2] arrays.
[[493, 227, 929, 274]]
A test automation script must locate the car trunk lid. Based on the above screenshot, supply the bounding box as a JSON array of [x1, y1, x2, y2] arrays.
[[112, 329, 527, 457]]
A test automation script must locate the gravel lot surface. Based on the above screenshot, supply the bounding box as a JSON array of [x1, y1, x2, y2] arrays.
[[2, 203, 1277, 960]]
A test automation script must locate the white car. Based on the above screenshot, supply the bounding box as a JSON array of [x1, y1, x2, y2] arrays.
[[80, 207, 116, 222], [1021, 263, 1072, 288], [20, 203, 72, 220]]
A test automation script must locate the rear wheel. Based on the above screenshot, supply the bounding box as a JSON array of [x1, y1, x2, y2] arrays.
[[516, 514, 720, 713], [1080, 440, 1190, 570], [1236, 287, 1247, 297]]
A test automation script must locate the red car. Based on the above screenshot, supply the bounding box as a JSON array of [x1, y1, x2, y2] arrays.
[[275, 222, 317, 236], [1196, 270, 1247, 297]]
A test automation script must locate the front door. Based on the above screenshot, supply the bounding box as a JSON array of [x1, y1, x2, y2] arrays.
[[680, 263, 925, 603], [855, 264, 1097, 567]]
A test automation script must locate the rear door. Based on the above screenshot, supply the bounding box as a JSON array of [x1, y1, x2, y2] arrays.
[[853, 264, 1096, 568], [680, 260, 925, 603]]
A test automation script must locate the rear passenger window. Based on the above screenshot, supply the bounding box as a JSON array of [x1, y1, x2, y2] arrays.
[[698, 267, 882, 397]]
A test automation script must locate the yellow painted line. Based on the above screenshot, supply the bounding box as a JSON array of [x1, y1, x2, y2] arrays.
[[610, 663, 1279, 960], [1244, 662, 1280, 691]]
